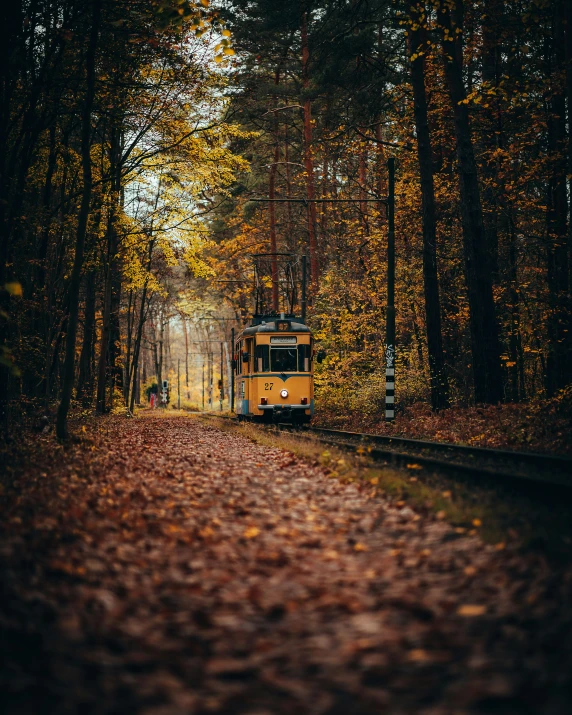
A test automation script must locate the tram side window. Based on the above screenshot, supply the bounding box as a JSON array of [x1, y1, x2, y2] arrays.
[[270, 348, 298, 372], [298, 344, 311, 372], [255, 344, 269, 372], [246, 338, 253, 373], [241, 340, 250, 375], [235, 343, 241, 374]]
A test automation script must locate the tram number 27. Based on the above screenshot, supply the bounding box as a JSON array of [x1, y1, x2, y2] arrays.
[[264, 382, 274, 391]]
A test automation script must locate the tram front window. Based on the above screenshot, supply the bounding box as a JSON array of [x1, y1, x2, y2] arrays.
[[270, 348, 298, 372]]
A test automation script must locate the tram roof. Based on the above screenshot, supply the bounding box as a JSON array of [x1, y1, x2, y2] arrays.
[[238, 318, 311, 337]]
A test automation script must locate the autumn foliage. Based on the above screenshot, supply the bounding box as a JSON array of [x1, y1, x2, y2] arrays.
[[1, 0, 571, 438]]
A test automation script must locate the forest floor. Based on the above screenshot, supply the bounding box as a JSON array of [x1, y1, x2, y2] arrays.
[[314, 388, 572, 456], [1, 412, 572, 714]]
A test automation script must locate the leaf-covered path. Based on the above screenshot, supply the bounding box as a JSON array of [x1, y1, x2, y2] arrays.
[[1, 414, 571, 714]]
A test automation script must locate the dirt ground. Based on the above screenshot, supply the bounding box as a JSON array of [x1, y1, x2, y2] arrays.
[[1, 413, 571, 714]]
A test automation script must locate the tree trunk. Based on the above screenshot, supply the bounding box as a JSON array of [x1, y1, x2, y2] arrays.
[[301, 11, 319, 286], [438, 0, 503, 404], [96, 230, 114, 412], [129, 288, 149, 414], [545, 0, 571, 396], [124, 289, 134, 404], [128, 237, 155, 412], [56, 0, 101, 438], [96, 126, 122, 413], [480, 0, 502, 279], [359, 140, 369, 235], [409, 3, 450, 410], [76, 270, 96, 404], [182, 314, 190, 399], [269, 68, 280, 312]]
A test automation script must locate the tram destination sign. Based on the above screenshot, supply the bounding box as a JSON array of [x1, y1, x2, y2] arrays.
[[270, 336, 297, 344]]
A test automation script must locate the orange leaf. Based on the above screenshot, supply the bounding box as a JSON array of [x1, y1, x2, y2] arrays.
[[457, 604, 486, 617]]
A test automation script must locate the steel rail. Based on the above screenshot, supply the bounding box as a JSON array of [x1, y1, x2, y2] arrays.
[[301, 427, 572, 488], [307, 427, 572, 469]]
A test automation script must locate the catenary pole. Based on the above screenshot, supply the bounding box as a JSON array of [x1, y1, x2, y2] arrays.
[[231, 328, 235, 412], [385, 158, 396, 421], [177, 358, 180, 410], [301, 255, 307, 323], [220, 342, 223, 412]]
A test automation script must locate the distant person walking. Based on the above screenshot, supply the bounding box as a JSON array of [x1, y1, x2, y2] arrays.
[[146, 382, 158, 409]]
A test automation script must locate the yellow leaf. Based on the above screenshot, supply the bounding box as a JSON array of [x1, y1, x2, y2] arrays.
[[407, 463, 423, 470], [457, 604, 486, 617], [223, 47, 235, 55], [222, 29, 231, 37], [495, 542, 506, 551], [472, 518, 482, 527], [442, 490, 451, 498], [464, 565, 477, 576], [243, 526, 260, 539], [354, 542, 368, 552], [436, 510, 446, 520], [5, 282, 22, 296]]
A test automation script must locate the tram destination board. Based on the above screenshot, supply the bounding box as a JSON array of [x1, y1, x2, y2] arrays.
[[270, 336, 297, 344]]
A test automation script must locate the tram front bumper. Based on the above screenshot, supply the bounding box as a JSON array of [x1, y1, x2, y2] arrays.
[[257, 404, 310, 420], [257, 404, 309, 412]]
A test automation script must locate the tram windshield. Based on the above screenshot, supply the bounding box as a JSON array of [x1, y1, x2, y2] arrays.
[[270, 348, 298, 372]]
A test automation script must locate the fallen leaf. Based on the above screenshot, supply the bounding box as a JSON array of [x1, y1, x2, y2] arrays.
[[243, 526, 260, 539], [408, 648, 430, 662], [457, 604, 486, 617]]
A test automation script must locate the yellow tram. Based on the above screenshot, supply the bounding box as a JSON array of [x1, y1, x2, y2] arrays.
[[234, 316, 315, 423]]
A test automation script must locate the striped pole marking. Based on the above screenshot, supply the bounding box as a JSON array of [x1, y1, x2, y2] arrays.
[[385, 350, 395, 421]]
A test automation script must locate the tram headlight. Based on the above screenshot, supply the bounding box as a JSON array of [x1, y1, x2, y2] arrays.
[[280, 389, 288, 399]]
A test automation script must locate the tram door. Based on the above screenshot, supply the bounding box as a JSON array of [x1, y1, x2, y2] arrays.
[[244, 338, 253, 411], [237, 338, 252, 414]]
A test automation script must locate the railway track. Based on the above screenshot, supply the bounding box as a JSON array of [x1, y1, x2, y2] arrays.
[[294, 426, 572, 490], [201, 414, 572, 490]]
